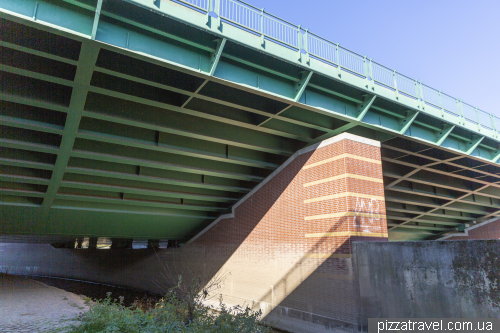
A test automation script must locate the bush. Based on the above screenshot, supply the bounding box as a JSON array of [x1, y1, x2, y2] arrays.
[[66, 276, 273, 333]]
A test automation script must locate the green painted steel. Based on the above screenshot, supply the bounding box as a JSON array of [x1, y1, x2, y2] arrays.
[[0, 0, 499, 242], [42, 42, 100, 212]]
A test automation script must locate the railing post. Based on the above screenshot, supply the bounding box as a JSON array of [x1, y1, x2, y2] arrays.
[[393, 70, 398, 98], [363, 56, 369, 88], [304, 28, 309, 63], [297, 25, 302, 60], [458, 100, 466, 126], [369, 58, 374, 90], [419, 81, 425, 111], [475, 107, 481, 132], [363, 56, 367, 77], [206, 0, 212, 24], [438, 91, 444, 118], [335, 43, 341, 77], [215, 0, 220, 28], [490, 114, 498, 138], [260, 8, 264, 46]]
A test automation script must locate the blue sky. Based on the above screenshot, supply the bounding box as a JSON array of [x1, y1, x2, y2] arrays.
[[243, 0, 500, 118]]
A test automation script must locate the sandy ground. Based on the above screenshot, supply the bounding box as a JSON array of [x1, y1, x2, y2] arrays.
[[0, 274, 88, 333]]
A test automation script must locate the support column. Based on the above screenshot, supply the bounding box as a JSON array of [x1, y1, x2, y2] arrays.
[[177, 133, 387, 329]]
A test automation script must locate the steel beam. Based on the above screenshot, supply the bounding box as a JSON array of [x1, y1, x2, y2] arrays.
[[436, 124, 455, 146], [399, 110, 419, 134], [56, 193, 225, 212], [75, 130, 278, 170], [60, 180, 238, 203], [294, 71, 313, 102], [65, 166, 251, 193], [42, 42, 101, 210], [465, 135, 484, 155], [70, 150, 265, 182], [357, 95, 376, 121], [209, 38, 226, 76]]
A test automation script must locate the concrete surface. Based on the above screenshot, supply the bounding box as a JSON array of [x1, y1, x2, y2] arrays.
[[0, 243, 356, 333], [353, 240, 500, 331], [0, 273, 88, 333]]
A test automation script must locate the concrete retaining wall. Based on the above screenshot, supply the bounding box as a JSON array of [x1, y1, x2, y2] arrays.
[[353, 240, 500, 331], [1, 240, 499, 332]]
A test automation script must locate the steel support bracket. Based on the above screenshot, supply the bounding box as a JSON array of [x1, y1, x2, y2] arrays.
[[294, 71, 313, 102], [209, 38, 226, 76], [465, 135, 484, 155], [436, 124, 455, 146], [399, 110, 419, 134], [91, 0, 104, 40], [356, 95, 376, 121]]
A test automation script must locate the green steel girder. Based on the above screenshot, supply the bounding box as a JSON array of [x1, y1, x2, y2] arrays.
[[0, 157, 55, 171], [71, 136, 269, 180], [90, 0, 102, 40], [75, 130, 277, 171], [91, 66, 330, 134], [209, 38, 226, 76], [0, 188, 46, 198], [0, 205, 213, 239], [357, 95, 377, 121], [294, 71, 313, 103], [436, 124, 455, 146], [387, 181, 496, 231], [1, 64, 74, 87], [81, 108, 290, 159], [86, 86, 307, 151], [383, 170, 483, 198], [387, 223, 448, 231], [383, 155, 463, 190], [1, 0, 499, 241], [69, 150, 265, 182], [399, 110, 419, 134], [382, 144, 500, 182], [55, 193, 226, 212], [64, 166, 251, 193], [387, 215, 463, 226], [383, 156, 500, 193], [385, 206, 474, 221], [0, 139, 59, 155], [0, 92, 70, 114], [0, 174, 50, 185], [387, 185, 500, 211], [3, 0, 490, 156], [42, 41, 101, 211], [384, 190, 492, 215], [0, 40, 78, 65], [465, 135, 485, 155], [59, 180, 238, 203], [0, 115, 65, 135]]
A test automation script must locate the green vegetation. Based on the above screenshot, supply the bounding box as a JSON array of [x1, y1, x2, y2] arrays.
[[66, 275, 273, 333]]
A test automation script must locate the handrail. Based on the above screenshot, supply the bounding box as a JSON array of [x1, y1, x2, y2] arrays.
[[173, 0, 496, 134]]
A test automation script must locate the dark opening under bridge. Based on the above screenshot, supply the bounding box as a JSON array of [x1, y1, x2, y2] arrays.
[[1, 0, 500, 244]]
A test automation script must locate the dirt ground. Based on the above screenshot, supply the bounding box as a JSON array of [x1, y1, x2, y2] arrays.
[[0, 274, 88, 333]]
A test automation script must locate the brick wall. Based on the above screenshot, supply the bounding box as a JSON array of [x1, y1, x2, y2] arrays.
[[173, 133, 388, 327], [0, 133, 388, 332], [442, 218, 500, 241]]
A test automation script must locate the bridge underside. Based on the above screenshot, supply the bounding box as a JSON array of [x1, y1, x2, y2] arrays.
[[1, 0, 500, 243]]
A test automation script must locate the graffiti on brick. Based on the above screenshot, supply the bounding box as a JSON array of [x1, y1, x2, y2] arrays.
[[353, 197, 381, 232]]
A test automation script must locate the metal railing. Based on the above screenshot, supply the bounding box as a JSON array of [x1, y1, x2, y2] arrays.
[[173, 0, 498, 134]]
